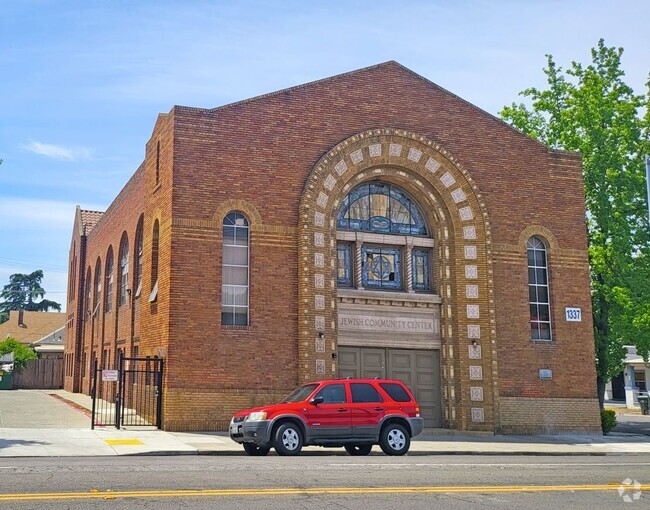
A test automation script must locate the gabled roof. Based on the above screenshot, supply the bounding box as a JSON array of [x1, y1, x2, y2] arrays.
[[80, 209, 104, 235], [0, 311, 67, 345]]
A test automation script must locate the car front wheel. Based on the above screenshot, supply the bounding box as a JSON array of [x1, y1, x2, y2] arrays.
[[273, 422, 303, 456], [379, 423, 410, 456], [345, 444, 372, 456], [243, 443, 271, 456]]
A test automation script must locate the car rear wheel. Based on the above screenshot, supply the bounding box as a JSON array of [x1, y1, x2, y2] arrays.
[[344, 444, 372, 456], [273, 422, 303, 456], [243, 443, 271, 456], [379, 423, 410, 456]]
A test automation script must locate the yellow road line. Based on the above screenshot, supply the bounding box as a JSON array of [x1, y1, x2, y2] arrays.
[[0, 484, 648, 501], [103, 439, 144, 446]]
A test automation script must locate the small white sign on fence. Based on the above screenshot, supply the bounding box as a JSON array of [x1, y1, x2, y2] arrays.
[[102, 370, 118, 382]]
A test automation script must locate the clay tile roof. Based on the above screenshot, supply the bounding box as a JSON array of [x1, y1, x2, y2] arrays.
[[80, 209, 104, 234]]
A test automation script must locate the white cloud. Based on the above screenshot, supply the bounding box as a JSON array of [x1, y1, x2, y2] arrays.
[[19, 141, 93, 162]]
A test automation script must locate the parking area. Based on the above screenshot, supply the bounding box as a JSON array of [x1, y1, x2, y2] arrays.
[[0, 390, 90, 429]]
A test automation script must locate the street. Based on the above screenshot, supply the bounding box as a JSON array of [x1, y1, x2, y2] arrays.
[[1, 455, 649, 509]]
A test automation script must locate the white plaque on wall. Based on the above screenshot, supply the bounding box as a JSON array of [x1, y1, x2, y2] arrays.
[[565, 307, 582, 322]]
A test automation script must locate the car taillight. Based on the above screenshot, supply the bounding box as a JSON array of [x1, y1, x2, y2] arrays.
[[415, 406, 420, 417]]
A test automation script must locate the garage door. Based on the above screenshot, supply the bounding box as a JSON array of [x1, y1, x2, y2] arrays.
[[339, 347, 441, 428]]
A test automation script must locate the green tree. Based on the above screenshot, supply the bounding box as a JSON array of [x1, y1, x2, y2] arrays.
[[0, 270, 62, 324], [500, 39, 650, 406], [0, 338, 38, 371]]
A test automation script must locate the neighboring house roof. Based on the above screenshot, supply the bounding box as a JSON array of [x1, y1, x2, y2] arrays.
[[624, 346, 649, 366], [31, 325, 65, 353], [80, 209, 104, 235], [0, 310, 67, 345]]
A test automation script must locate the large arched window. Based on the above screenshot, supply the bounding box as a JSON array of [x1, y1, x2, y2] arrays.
[[134, 216, 144, 298], [527, 236, 551, 340], [118, 234, 129, 307], [222, 212, 249, 326], [93, 258, 102, 317], [105, 247, 114, 313], [337, 182, 427, 235], [337, 181, 432, 292]]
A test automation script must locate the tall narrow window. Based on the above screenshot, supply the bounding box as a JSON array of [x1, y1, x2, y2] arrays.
[[149, 220, 159, 302], [94, 258, 102, 317], [528, 236, 551, 340], [337, 243, 352, 287], [84, 268, 92, 321], [119, 234, 130, 306], [134, 217, 144, 298], [105, 248, 114, 313], [412, 249, 431, 291], [222, 212, 249, 326]]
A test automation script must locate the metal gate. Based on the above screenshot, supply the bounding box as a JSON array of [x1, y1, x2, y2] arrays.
[[91, 353, 164, 429]]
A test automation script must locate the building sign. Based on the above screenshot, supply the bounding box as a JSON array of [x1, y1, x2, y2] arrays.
[[565, 307, 582, 322], [338, 314, 436, 334], [102, 370, 118, 382]]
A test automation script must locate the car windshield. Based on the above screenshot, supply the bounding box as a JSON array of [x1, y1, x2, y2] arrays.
[[282, 383, 318, 403]]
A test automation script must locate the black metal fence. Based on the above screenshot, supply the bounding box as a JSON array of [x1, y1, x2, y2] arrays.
[[91, 353, 164, 429]]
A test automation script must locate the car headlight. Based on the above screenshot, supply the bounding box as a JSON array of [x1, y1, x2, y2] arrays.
[[247, 411, 267, 422]]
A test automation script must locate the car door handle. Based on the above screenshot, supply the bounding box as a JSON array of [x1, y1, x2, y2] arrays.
[[374, 407, 384, 411], [337, 408, 348, 412]]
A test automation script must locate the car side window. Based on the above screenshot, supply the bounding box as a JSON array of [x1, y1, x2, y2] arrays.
[[379, 383, 412, 402], [314, 383, 347, 404], [350, 383, 384, 403]]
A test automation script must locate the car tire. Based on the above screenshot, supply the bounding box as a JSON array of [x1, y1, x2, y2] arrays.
[[273, 422, 303, 456], [344, 444, 372, 456], [243, 443, 271, 456], [379, 423, 410, 456]]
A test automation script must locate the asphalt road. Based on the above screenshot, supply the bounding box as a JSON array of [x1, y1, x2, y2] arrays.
[[0, 455, 649, 509], [615, 414, 650, 436]]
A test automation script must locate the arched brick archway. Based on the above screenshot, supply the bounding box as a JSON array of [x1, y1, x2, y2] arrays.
[[298, 129, 498, 431]]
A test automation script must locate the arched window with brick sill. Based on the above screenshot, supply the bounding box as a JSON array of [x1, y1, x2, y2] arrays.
[[221, 211, 249, 326], [118, 233, 130, 307], [527, 236, 552, 340], [105, 247, 114, 313], [149, 220, 160, 303], [93, 258, 102, 317], [83, 267, 92, 322], [134, 215, 144, 299]]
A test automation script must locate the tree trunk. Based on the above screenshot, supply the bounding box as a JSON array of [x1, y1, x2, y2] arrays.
[[597, 375, 606, 409]]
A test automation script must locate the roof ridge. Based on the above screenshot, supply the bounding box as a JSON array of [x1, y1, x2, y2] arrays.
[[206, 61, 400, 113]]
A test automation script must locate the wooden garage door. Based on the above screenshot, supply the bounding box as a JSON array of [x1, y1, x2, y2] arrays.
[[339, 347, 441, 428]]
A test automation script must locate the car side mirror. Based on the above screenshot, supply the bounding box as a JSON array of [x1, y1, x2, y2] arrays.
[[310, 396, 324, 405]]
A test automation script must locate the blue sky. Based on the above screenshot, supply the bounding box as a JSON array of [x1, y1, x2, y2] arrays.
[[1, 0, 649, 311]]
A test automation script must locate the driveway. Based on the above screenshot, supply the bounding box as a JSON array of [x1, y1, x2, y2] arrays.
[[0, 390, 90, 428], [613, 413, 650, 436]]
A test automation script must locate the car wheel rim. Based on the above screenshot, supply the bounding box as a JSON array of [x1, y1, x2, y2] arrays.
[[282, 429, 299, 450], [387, 429, 405, 450]]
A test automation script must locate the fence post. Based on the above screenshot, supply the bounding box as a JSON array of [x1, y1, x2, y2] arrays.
[[115, 351, 123, 429], [156, 358, 164, 429], [90, 358, 97, 430]]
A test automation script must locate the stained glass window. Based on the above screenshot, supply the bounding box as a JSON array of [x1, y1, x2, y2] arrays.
[[337, 182, 427, 235], [337, 243, 352, 287], [412, 249, 430, 291], [362, 246, 401, 289]]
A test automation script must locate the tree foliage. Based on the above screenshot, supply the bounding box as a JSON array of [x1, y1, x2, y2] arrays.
[[0, 270, 62, 324], [0, 338, 38, 371], [500, 40, 650, 404]]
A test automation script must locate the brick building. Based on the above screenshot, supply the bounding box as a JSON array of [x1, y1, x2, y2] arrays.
[[64, 61, 601, 433]]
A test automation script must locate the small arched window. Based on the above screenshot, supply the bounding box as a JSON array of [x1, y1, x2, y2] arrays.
[[222, 212, 249, 326], [105, 247, 114, 313], [527, 236, 551, 340], [118, 234, 130, 306], [134, 216, 144, 298], [94, 258, 102, 317], [149, 220, 159, 302]]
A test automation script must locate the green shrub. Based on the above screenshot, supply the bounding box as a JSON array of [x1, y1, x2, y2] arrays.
[[601, 409, 617, 434], [0, 337, 37, 371]]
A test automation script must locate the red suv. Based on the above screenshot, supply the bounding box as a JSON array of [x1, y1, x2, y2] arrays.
[[229, 378, 423, 456]]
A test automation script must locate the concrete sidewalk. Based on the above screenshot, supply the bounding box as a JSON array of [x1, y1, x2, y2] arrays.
[[1, 390, 650, 457]]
